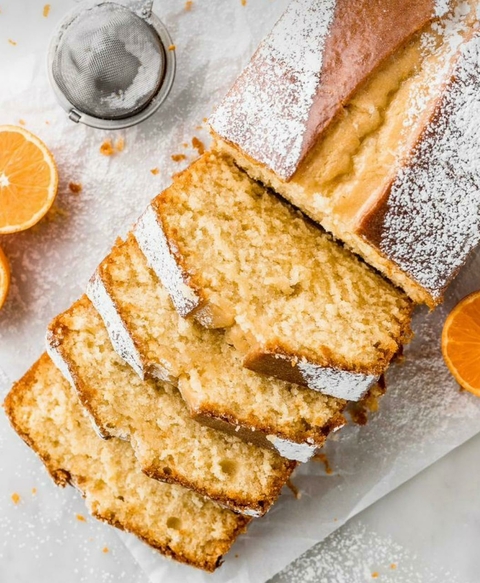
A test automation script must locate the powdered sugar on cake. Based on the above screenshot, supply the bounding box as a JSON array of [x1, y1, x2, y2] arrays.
[[86, 271, 146, 379], [210, 0, 337, 180], [297, 358, 377, 402], [435, 0, 453, 17], [379, 29, 480, 300], [134, 204, 202, 318]]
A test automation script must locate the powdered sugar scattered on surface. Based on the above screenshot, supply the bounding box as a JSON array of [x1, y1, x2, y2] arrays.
[[272, 522, 463, 583], [380, 27, 480, 300], [210, 0, 336, 180]]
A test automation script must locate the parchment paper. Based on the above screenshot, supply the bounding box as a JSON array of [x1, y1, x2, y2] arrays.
[[1, 2, 479, 582]]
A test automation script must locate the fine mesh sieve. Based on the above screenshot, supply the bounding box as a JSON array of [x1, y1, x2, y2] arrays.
[[48, 0, 175, 129]]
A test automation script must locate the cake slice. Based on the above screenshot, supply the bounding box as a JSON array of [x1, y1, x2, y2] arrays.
[[210, 0, 479, 306], [46, 295, 296, 516], [87, 235, 346, 462], [3, 354, 250, 572], [134, 152, 413, 401]]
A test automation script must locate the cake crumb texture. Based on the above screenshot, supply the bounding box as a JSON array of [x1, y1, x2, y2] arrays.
[[3, 354, 250, 572]]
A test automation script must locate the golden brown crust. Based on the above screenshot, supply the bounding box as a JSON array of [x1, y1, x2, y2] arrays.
[[211, 0, 437, 180], [303, 0, 435, 174], [92, 508, 250, 573], [47, 314, 115, 441], [192, 408, 346, 456], [243, 313, 414, 385], [142, 460, 295, 517], [3, 355, 73, 488]]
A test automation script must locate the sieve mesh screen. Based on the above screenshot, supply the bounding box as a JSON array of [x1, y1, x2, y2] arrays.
[[52, 3, 165, 120]]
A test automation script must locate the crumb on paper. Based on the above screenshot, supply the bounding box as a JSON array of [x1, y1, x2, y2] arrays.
[[286, 479, 301, 500], [168, 44, 176, 51], [43, 4, 51, 17], [182, 142, 188, 148], [102, 547, 109, 553], [150, 168, 160, 176], [372, 573, 379, 579], [31, 488, 37, 495], [241, 0, 247, 5], [185, 0, 193, 10], [18, 119, 26, 126], [349, 378, 386, 425], [100, 140, 114, 156], [202, 117, 208, 123], [196, 125, 203, 130], [313, 453, 333, 475], [393, 345, 405, 365], [45, 120, 50, 125], [235, 554, 239, 558], [8, 39, 17, 46], [390, 563, 397, 570], [43, 205, 68, 224], [115, 137, 125, 152], [192, 136, 206, 155], [76, 513, 86, 522], [11, 492, 20, 505], [171, 153, 187, 162], [68, 182, 83, 195]]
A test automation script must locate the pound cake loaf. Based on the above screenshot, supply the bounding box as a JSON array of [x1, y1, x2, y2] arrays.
[[210, 0, 479, 306], [87, 235, 346, 462], [46, 295, 296, 517], [134, 152, 413, 401], [3, 354, 250, 572]]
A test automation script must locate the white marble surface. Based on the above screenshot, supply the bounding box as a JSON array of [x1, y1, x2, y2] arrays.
[[1, 1, 480, 582]]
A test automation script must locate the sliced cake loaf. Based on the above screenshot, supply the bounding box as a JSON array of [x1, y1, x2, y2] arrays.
[[87, 235, 346, 462], [134, 152, 413, 401], [3, 354, 250, 572], [210, 0, 479, 306], [46, 295, 296, 516]]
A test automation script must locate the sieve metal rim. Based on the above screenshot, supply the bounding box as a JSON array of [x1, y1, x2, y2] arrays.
[[47, 0, 176, 130]]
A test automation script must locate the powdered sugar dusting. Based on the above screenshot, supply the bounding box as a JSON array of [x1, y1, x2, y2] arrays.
[[435, 0, 453, 17], [297, 358, 377, 401], [86, 271, 145, 379], [273, 522, 463, 583], [267, 435, 317, 463], [134, 205, 202, 317], [210, 0, 336, 180], [380, 29, 480, 300], [404, 2, 471, 129]]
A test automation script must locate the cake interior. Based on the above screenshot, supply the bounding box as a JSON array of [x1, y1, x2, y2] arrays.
[[95, 236, 346, 451], [4, 354, 249, 572], [154, 153, 412, 374], [49, 296, 296, 514]]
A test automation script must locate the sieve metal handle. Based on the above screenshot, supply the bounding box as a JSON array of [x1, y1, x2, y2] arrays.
[[122, 0, 153, 19]]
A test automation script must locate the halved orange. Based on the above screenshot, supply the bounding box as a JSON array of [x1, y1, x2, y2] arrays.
[[0, 246, 10, 310], [0, 125, 58, 234], [442, 291, 480, 396]]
